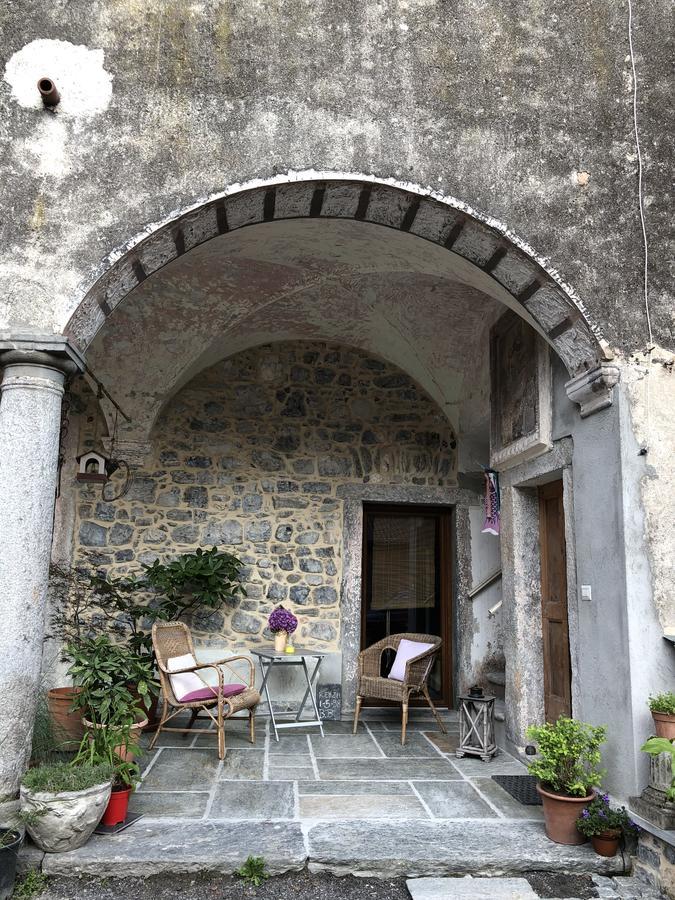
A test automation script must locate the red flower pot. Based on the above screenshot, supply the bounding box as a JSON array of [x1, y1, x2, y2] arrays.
[[101, 787, 131, 827]]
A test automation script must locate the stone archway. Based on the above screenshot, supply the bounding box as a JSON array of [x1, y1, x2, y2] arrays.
[[65, 172, 611, 383]]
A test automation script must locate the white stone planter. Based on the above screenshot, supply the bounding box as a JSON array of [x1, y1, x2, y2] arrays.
[[20, 780, 111, 852], [649, 750, 673, 793]]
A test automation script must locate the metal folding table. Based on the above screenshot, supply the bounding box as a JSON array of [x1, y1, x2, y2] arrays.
[[252, 647, 326, 741]]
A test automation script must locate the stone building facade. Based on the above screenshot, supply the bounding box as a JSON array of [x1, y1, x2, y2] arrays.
[[0, 0, 673, 846]]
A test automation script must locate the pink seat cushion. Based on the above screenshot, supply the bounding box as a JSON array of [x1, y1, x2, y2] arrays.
[[179, 684, 246, 703]]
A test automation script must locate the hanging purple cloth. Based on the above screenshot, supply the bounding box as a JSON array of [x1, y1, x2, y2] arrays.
[[482, 470, 500, 535]]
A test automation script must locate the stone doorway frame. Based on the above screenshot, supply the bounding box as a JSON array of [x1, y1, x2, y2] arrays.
[[498, 438, 580, 753], [337, 482, 483, 715]]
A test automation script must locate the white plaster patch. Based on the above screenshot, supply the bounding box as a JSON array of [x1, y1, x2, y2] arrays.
[[3, 39, 113, 118]]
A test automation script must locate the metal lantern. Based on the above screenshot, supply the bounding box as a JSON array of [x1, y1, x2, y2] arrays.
[[456, 686, 497, 762]]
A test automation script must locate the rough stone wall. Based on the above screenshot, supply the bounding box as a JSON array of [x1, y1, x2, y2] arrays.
[[73, 341, 457, 651], [0, 1, 672, 353]]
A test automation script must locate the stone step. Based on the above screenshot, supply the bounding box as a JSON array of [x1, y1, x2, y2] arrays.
[[42, 820, 624, 880], [407, 875, 537, 898], [487, 670, 506, 687], [495, 698, 506, 722]]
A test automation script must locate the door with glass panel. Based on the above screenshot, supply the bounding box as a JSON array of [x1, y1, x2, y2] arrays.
[[361, 504, 452, 706]]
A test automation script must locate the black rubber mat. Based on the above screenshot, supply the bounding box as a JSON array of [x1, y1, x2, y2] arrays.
[[492, 774, 542, 805]]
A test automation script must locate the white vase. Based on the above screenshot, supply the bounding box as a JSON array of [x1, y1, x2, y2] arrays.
[[274, 631, 288, 653]]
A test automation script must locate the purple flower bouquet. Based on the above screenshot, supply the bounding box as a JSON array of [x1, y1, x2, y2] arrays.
[[268, 605, 298, 635]]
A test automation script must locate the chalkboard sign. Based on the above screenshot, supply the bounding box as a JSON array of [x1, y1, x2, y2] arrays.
[[316, 683, 342, 721]]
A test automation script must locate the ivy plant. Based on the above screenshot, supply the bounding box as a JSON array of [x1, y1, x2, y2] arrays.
[[526, 717, 606, 797]]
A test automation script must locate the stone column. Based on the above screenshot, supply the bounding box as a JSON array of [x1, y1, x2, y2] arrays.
[[0, 335, 84, 807]]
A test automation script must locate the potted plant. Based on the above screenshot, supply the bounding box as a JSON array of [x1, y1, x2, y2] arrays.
[[67, 636, 155, 757], [0, 827, 22, 899], [74, 719, 141, 828], [19, 760, 112, 852], [575, 793, 639, 856], [268, 605, 298, 652], [648, 692, 675, 739], [526, 716, 606, 844]]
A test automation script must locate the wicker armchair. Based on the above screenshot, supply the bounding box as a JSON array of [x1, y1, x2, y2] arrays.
[[150, 622, 260, 759], [353, 632, 447, 744]]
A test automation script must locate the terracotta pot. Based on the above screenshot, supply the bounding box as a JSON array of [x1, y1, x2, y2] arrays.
[[82, 717, 148, 762], [591, 830, 621, 857], [274, 631, 288, 653], [48, 687, 84, 745], [536, 783, 595, 845], [652, 712, 675, 740]]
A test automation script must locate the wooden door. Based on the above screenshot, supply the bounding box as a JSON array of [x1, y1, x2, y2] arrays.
[[538, 481, 572, 722], [361, 504, 452, 707]]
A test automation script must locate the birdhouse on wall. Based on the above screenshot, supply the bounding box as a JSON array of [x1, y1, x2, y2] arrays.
[[76, 452, 108, 483]]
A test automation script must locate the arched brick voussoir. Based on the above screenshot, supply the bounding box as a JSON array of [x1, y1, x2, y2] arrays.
[[65, 174, 609, 376]]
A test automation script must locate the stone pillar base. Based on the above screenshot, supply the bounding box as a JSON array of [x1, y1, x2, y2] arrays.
[[630, 789, 675, 831]]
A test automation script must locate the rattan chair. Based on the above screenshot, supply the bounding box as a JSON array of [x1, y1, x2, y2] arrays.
[[353, 632, 447, 744], [150, 621, 260, 759]]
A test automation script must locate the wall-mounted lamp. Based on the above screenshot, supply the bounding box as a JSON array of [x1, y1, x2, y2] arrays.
[[37, 77, 60, 107]]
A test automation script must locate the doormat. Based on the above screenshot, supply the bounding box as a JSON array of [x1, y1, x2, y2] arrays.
[[94, 812, 143, 835], [492, 774, 542, 805]]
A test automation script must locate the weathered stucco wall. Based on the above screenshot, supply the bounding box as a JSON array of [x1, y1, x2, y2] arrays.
[[0, 0, 672, 355], [73, 341, 457, 651]]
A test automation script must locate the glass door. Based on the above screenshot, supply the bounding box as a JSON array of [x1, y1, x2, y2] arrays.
[[361, 504, 452, 705]]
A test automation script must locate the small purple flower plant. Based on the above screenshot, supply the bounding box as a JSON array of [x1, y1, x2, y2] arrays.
[[268, 605, 298, 635]]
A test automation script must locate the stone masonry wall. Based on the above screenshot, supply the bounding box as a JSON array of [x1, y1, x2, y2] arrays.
[[73, 341, 457, 652]]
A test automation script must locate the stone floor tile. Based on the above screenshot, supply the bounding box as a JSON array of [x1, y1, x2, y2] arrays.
[[140, 748, 220, 791], [311, 733, 380, 758], [129, 791, 209, 818], [269, 735, 310, 754], [192, 730, 257, 751], [371, 732, 440, 759], [285, 721, 366, 735], [219, 749, 265, 780], [469, 777, 544, 820], [269, 766, 316, 780], [449, 752, 528, 777], [412, 781, 498, 818], [42, 821, 307, 877], [300, 793, 428, 819], [316, 757, 460, 781], [424, 732, 460, 753], [266, 752, 311, 767], [407, 875, 537, 899], [298, 780, 415, 796], [210, 781, 295, 819]]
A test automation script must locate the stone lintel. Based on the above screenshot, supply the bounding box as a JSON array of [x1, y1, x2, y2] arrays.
[[0, 332, 86, 375], [565, 362, 620, 418], [101, 437, 153, 467]]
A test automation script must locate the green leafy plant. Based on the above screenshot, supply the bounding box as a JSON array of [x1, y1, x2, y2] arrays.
[[21, 761, 112, 793], [526, 717, 606, 797], [66, 635, 156, 727], [12, 869, 49, 898], [236, 855, 268, 886], [72, 722, 140, 790], [142, 546, 246, 617], [648, 692, 675, 715], [0, 827, 20, 849], [575, 793, 638, 837], [30, 695, 69, 765], [641, 737, 675, 801]]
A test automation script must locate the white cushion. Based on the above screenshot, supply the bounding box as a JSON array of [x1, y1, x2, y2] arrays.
[[167, 653, 204, 701], [387, 639, 435, 682]]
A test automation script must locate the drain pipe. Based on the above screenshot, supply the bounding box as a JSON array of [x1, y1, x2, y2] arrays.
[[37, 77, 60, 107]]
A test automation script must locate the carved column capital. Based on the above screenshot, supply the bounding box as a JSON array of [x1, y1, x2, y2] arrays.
[[565, 363, 620, 418]]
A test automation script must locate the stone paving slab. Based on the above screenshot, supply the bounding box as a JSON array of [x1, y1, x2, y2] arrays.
[[219, 749, 265, 780], [41, 821, 306, 877], [370, 732, 441, 758], [298, 780, 414, 796], [316, 757, 461, 781], [312, 734, 380, 758], [412, 781, 498, 818], [129, 790, 209, 818], [470, 777, 544, 820], [210, 781, 295, 819], [305, 821, 623, 877], [300, 793, 427, 820], [407, 875, 538, 899], [140, 749, 220, 790], [450, 753, 528, 776], [269, 766, 317, 780]]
